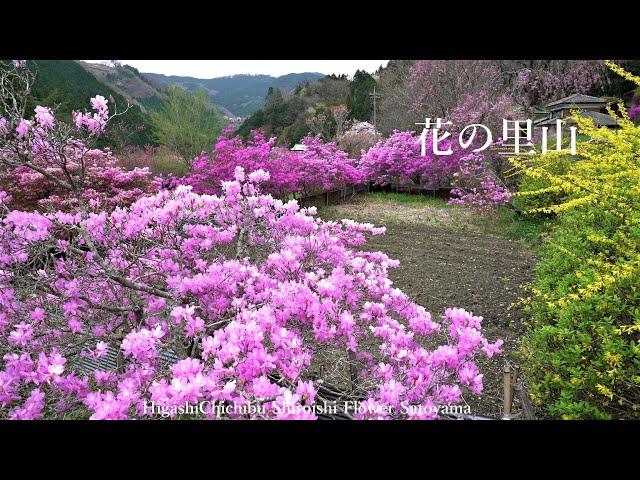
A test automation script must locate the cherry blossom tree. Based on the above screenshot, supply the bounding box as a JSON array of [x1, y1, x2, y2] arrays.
[[330, 105, 349, 137], [409, 61, 518, 134], [411, 60, 606, 123], [496, 60, 605, 114]]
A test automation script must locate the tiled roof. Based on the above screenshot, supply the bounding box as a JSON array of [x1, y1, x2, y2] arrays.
[[534, 111, 618, 127], [546, 94, 607, 108], [581, 111, 619, 126]]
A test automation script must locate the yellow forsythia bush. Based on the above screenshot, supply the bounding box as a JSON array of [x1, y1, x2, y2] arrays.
[[511, 61, 640, 419]]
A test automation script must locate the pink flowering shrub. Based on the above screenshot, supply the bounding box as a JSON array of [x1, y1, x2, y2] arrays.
[[0, 149, 157, 211], [449, 154, 512, 209], [185, 128, 278, 194], [0, 167, 502, 420], [182, 128, 361, 198], [628, 95, 640, 121], [358, 130, 422, 187], [291, 134, 363, 194], [358, 130, 468, 189], [358, 129, 512, 208]]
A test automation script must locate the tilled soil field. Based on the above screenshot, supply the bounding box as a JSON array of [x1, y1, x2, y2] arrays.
[[321, 195, 538, 418]]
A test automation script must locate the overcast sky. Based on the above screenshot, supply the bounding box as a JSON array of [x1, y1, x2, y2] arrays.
[[85, 60, 389, 79]]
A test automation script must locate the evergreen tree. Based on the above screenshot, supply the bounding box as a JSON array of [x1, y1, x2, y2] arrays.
[[347, 70, 376, 121]]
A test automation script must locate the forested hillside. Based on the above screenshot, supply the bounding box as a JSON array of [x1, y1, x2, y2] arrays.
[[236, 70, 380, 145], [145, 71, 325, 117], [80, 61, 167, 112], [25, 61, 224, 159], [28, 60, 153, 147]]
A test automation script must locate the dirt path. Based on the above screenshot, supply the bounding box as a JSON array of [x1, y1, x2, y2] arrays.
[[321, 195, 538, 418]]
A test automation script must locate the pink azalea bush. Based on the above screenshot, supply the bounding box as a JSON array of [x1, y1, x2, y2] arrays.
[[185, 128, 279, 195], [0, 149, 157, 211], [628, 95, 640, 121], [0, 63, 156, 212], [182, 128, 361, 198], [358, 129, 511, 210], [449, 154, 512, 209], [289, 134, 363, 194], [358, 130, 469, 189], [0, 166, 502, 420]]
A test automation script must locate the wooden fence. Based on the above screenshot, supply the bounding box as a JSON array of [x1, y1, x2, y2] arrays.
[[298, 183, 371, 209], [297, 183, 455, 209], [370, 183, 455, 200]]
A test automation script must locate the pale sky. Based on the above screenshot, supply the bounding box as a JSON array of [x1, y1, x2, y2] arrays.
[[86, 60, 389, 79]]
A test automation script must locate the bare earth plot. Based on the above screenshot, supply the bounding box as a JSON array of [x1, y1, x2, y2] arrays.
[[320, 194, 539, 418]]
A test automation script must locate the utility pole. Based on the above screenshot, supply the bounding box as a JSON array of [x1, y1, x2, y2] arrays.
[[369, 86, 382, 132]]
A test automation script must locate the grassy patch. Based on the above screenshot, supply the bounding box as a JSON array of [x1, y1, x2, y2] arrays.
[[469, 208, 552, 248], [365, 191, 450, 207], [318, 192, 471, 229], [148, 148, 190, 176], [118, 146, 190, 177], [319, 192, 552, 250]]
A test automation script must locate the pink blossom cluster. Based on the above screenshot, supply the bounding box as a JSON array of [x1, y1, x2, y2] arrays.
[[409, 61, 604, 129], [409, 61, 518, 135], [514, 61, 605, 109], [628, 95, 640, 121], [72, 95, 110, 133], [358, 130, 512, 208], [3, 102, 59, 144], [0, 149, 157, 212], [288, 134, 363, 193], [0, 167, 502, 419]]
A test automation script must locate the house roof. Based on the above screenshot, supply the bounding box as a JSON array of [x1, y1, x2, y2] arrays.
[[580, 111, 619, 126], [546, 93, 607, 108], [534, 110, 618, 127]]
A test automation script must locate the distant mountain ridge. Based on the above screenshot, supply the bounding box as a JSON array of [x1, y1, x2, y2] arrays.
[[79, 61, 165, 113], [144, 71, 325, 117]]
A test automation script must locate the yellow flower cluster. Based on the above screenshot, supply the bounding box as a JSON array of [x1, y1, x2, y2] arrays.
[[512, 65, 640, 309], [516, 62, 640, 418]]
